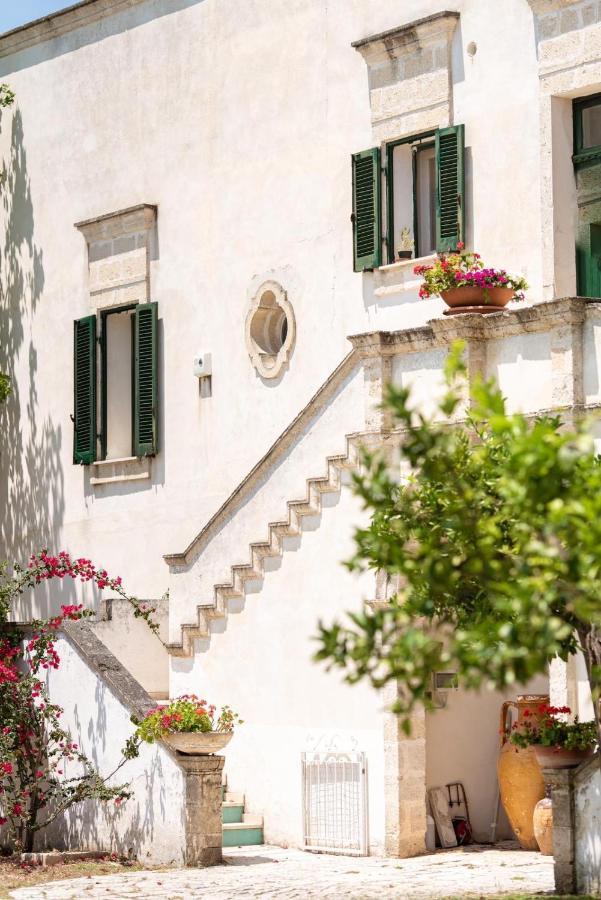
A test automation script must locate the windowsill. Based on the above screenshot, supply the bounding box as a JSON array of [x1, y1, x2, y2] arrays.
[[90, 455, 152, 486], [372, 253, 436, 298]]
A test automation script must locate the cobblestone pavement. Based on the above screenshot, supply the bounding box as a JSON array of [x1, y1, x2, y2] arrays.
[[10, 844, 555, 899]]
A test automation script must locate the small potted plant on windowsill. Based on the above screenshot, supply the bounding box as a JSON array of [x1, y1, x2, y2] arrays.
[[509, 703, 597, 769], [397, 227, 414, 260], [414, 243, 528, 314], [132, 695, 243, 755]]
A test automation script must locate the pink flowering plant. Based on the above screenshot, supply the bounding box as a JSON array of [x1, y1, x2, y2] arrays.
[[134, 695, 242, 743], [0, 551, 157, 853], [414, 242, 528, 302]]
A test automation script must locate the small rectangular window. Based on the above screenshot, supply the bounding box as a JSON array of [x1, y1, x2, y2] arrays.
[[104, 308, 134, 460]]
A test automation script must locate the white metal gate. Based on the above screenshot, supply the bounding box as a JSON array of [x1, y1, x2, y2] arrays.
[[301, 751, 368, 855]]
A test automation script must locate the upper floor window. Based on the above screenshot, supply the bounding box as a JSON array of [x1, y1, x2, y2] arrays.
[[573, 95, 601, 298], [73, 302, 158, 465], [351, 125, 465, 271]]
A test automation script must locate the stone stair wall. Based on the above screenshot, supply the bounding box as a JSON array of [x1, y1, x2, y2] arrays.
[[92, 597, 169, 698]]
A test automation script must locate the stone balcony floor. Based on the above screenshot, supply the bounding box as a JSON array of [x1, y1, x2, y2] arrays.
[[10, 843, 554, 899]]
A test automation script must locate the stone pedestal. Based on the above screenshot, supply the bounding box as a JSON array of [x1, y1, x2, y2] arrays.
[[544, 767, 576, 895], [178, 753, 225, 867]]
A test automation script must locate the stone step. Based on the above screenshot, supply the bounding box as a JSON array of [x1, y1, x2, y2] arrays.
[[222, 818, 264, 848], [222, 802, 244, 824], [223, 791, 244, 805]]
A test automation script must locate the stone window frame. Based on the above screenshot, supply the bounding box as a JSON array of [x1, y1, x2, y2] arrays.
[[526, 0, 601, 300], [75, 205, 158, 486], [245, 281, 296, 380]]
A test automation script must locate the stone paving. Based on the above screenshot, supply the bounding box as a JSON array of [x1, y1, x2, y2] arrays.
[[10, 844, 555, 899]]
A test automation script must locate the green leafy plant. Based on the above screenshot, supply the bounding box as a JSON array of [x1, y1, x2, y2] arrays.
[[509, 704, 597, 751], [133, 696, 242, 744], [315, 342, 601, 739]]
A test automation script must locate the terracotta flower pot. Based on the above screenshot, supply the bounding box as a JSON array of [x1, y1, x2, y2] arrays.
[[163, 732, 233, 755], [497, 695, 548, 851], [533, 797, 553, 856], [533, 744, 595, 770], [440, 285, 515, 309]]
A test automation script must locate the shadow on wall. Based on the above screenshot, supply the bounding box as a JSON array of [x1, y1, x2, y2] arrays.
[[0, 107, 65, 612], [42, 680, 179, 861]]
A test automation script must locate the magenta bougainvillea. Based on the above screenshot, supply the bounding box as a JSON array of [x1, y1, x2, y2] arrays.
[[0, 551, 151, 852]]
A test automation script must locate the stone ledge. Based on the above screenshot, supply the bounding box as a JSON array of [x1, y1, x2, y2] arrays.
[[352, 12, 460, 60], [75, 204, 157, 244], [90, 456, 152, 486]]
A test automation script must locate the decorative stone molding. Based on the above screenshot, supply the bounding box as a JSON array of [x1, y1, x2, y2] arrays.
[[0, 0, 149, 59], [245, 281, 295, 379], [526, 0, 582, 16], [90, 455, 151, 486], [352, 12, 460, 142], [75, 204, 157, 311]]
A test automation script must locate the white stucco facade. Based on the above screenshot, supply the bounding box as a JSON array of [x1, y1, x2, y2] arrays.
[[0, 0, 599, 864]]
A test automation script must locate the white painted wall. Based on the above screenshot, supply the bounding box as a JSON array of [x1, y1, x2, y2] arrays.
[[574, 758, 601, 895], [171, 483, 386, 853], [0, 0, 557, 610], [40, 635, 187, 865]]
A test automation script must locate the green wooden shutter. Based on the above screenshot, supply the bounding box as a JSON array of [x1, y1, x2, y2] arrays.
[[133, 301, 158, 457], [576, 223, 601, 297], [435, 125, 465, 252], [73, 315, 97, 465], [352, 147, 382, 271]]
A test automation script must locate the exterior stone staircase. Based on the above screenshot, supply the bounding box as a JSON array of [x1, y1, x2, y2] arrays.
[[222, 780, 264, 847], [166, 432, 367, 657]]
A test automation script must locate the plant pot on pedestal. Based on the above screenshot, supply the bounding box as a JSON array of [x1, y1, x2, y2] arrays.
[[497, 695, 548, 850], [164, 732, 233, 755], [533, 744, 595, 770]]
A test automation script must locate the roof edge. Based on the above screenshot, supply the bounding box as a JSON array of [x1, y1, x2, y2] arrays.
[[0, 0, 148, 60]]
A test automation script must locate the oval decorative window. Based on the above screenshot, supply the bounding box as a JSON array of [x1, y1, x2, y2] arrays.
[[245, 281, 295, 379]]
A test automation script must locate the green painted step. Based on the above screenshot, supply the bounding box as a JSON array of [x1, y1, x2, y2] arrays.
[[223, 825, 264, 848], [222, 803, 244, 824]]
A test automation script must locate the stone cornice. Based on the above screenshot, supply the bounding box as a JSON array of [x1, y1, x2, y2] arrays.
[[0, 0, 148, 60], [352, 11, 460, 65], [525, 0, 581, 15], [75, 203, 157, 243], [349, 297, 593, 358]]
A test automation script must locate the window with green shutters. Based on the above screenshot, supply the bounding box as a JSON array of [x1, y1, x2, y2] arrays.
[[73, 315, 97, 465], [72, 302, 159, 464], [351, 124, 465, 268]]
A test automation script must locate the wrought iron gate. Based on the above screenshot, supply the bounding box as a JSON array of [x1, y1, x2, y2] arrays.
[[301, 751, 368, 855]]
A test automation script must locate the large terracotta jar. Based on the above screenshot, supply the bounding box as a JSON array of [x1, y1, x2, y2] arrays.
[[497, 695, 547, 850]]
